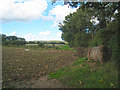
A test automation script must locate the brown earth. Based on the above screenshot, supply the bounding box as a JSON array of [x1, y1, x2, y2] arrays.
[[2, 47, 78, 88], [17, 75, 70, 88]]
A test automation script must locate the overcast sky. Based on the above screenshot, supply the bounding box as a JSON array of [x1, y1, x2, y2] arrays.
[[0, 0, 78, 41]]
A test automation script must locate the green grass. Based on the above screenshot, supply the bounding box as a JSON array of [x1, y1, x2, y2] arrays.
[[25, 44, 77, 53], [3, 44, 76, 53], [57, 45, 76, 52], [48, 58, 118, 88]]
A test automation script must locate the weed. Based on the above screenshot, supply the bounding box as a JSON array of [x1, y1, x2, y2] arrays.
[[48, 57, 118, 88], [57, 45, 76, 52]]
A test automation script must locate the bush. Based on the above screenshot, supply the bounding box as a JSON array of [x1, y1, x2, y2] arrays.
[[52, 44, 55, 47], [108, 34, 119, 62], [45, 46, 53, 48], [88, 28, 110, 47], [75, 47, 88, 57], [38, 42, 44, 47]]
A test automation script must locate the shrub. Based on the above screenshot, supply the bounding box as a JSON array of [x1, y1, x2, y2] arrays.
[[75, 47, 88, 57], [38, 42, 44, 47], [52, 43, 55, 47], [88, 28, 110, 47], [108, 33, 119, 63]]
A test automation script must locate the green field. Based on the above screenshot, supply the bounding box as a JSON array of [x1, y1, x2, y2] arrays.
[[25, 44, 76, 52]]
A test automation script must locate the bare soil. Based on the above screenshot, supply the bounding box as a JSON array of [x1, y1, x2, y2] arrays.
[[18, 75, 69, 88], [2, 47, 78, 88]]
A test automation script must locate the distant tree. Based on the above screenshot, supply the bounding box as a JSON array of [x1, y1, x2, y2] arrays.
[[9, 36, 17, 41], [2, 34, 7, 41], [2, 34, 26, 46], [37, 41, 40, 44], [17, 38, 25, 41], [29, 41, 35, 44]]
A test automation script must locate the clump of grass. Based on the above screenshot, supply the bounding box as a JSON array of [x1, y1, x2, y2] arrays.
[[25, 45, 59, 50], [48, 58, 118, 88], [57, 45, 76, 52]]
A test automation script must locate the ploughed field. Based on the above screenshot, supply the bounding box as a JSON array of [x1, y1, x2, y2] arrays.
[[2, 47, 78, 88]]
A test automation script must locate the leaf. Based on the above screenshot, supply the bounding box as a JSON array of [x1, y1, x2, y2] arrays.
[[80, 65, 82, 68], [51, 73, 53, 74], [79, 80, 82, 85], [99, 78, 104, 83], [110, 82, 115, 87], [45, 65, 48, 68], [23, 80, 26, 82]]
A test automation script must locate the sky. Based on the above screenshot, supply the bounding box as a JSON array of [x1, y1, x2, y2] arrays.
[[0, 0, 78, 41]]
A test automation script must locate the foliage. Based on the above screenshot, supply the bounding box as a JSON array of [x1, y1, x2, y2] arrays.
[[108, 35, 119, 62], [75, 47, 88, 58], [80, 2, 119, 29], [58, 2, 118, 47], [52, 43, 55, 47], [25, 44, 76, 52], [1, 34, 26, 46], [88, 28, 106, 47], [57, 45, 76, 52], [38, 42, 44, 47], [53, 1, 118, 29], [59, 8, 93, 47], [107, 20, 119, 62], [58, 2, 119, 63], [27, 40, 65, 44], [89, 20, 119, 62], [49, 57, 118, 88]]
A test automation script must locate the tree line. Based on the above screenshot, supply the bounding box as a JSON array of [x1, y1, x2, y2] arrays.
[[1, 34, 26, 46], [0, 34, 65, 46], [26, 41, 65, 44]]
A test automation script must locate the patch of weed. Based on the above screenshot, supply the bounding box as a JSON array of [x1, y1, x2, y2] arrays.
[[48, 57, 118, 88], [57, 45, 76, 52]]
